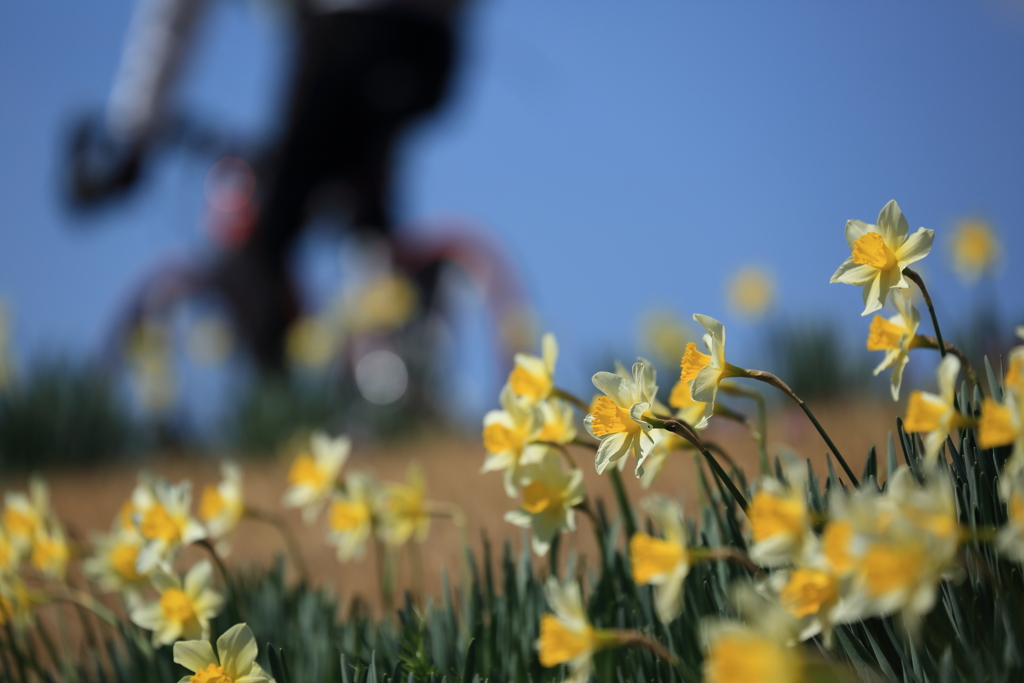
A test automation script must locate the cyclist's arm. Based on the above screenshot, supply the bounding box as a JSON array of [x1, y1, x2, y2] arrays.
[[106, 0, 210, 146]]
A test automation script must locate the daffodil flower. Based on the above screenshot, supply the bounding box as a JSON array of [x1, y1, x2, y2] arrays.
[[0, 524, 19, 577], [667, 376, 708, 427], [3, 478, 50, 552], [30, 519, 69, 580], [130, 560, 224, 647], [866, 290, 921, 400], [173, 622, 274, 683], [949, 218, 1000, 284], [534, 398, 578, 445], [770, 565, 842, 644], [585, 359, 658, 476], [327, 471, 377, 562], [0, 576, 35, 631], [629, 495, 689, 624], [481, 383, 544, 497], [282, 432, 351, 523], [903, 355, 966, 464], [198, 462, 244, 541], [380, 465, 430, 546], [747, 468, 811, 568], [702, 621, 803, 683], [537, 578, 617, 683], [84, 527, 149, 597], [980, 391, 1024, 484], [637, 431, 684, 490], [504, 449, 584, 556], [830, 200, 934, 316], [507, 332, 558, 405], [680, 315, 745, 428], [135, 479, 208, 574]]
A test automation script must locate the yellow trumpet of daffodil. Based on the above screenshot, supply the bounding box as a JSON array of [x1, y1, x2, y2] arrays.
[[704, 628, 802, 683], [130, 560, 224, 647], [282, 432, 350, 523], [173, 622, 274, 683], [680, 315, 746, 428], [30, 519, 69, 581], [2, 478, 50, 553], [327, 471, 378, 562], [537, 578, 618, 683], [830, 200, 934, 316], [903, 355, 966, 465], [507, 332, 558, 405], [629, 495, 690, 624], [504, 448, 584, 556], [866, 290, 921, 401], [585, 359, 658, 476]]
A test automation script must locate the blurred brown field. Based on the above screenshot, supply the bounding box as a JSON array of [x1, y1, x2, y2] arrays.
[[10, 400, 905, 614]]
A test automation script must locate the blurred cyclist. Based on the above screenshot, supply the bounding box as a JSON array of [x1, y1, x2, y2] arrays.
[[68, 0, 469, 371]]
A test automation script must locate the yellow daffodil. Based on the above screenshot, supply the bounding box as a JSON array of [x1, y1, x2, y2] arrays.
[[979, 391, 1024, 484], [703, 622, 803, 683], [504, 449, 584, 556], [481, 383, 545, 497], [135, 479, 208, 574], [535, 398, 578, 445], [681, 315, 745, 428], [537, 578, 616, 683], [996, 471, 1024, 563], [903, 355, 966, 464], [0, 576, 35, 631], [507, 332, 558, 405], [30, 519, 69, 580], [3, 478, 50, 552], [173, 622, 274, 683], [327, 471, 377, 562], [130, 560, 224, 647], [0, 524, 19, 577], [84, 527, 149, 596], [726, 266, 775, 320], [748, 467, 811, 568], [585, 359, 658, 476], [949, 218, 1000, 284], [866, 290, 921, 400], [830, 200, 934, 316], [766, 563, 843, 645], [282, 432, 350, 522], [629, 495, 689, 623], [824, 467, 957, 628], [380, 465, 430, 546], [198, 463, 244, 541]]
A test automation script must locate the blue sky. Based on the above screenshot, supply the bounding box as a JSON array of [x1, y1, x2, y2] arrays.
[[1, 0, 1023, 418]]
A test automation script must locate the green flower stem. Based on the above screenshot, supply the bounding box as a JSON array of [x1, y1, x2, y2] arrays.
[[961, 526, 999, 543], [657, 418, 749, 513], [537, 440, 579, 469], [244, 506, 310, 582], [743, 370, 860, 487], [608, 468, 638, 541], [574, 498, 609, 562], [904, 268, 948, 361], [691, 547, 763, 577], [912, 334, 978, 386], [719, 383, 770, 474], [552, 387, 591, 413], [408, 540, 425, 607], [425, 502, 472, 616]]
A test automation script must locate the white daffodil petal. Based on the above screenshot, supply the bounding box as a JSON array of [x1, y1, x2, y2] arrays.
[[830, 259, 878, 286], [877, 200, 908, 245], [592, 372, 632, 408], [844, 219, 874, 248], [217, 623, 258, 679], [690, 366, 720, 404], [173, 640, 217, 673], [595, 432, 631, 474]]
